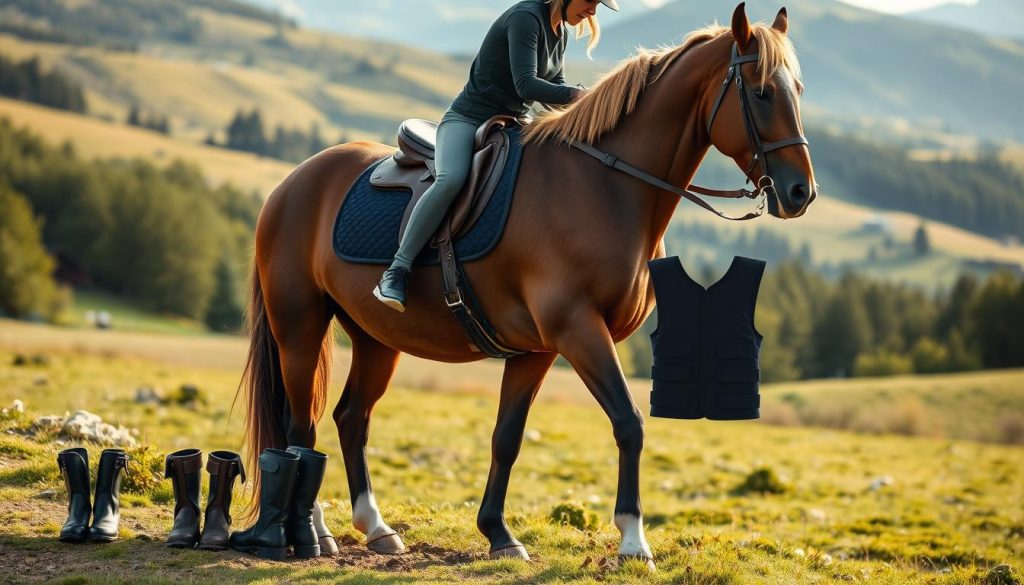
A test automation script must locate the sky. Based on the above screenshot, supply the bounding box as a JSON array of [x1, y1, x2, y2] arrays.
[[836, 0, 976, 13], [627, 0, 978, 13]]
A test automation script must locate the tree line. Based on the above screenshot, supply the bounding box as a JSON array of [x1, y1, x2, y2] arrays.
[[0, 55, 86, 113], [0, 117, 262, 331], [808, 128, 1024, 241], [208, 108, 338, 164]]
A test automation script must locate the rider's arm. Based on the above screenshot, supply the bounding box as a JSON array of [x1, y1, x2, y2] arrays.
[[507, 11, 575, 105]]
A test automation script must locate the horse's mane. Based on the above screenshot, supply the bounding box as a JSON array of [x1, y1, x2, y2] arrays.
[[520, 23, 801, 146]]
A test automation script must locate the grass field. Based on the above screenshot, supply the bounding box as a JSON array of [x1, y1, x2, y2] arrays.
[[0, 320, 1021, 584]]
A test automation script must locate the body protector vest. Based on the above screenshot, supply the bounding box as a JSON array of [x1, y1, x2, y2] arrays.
[[647, 255, 766, 420]]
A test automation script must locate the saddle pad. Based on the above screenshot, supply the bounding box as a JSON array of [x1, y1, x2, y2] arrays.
[[332, 127, 524, 266]]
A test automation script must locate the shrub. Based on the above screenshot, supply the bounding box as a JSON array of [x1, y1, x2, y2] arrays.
[[549, 502, 601, 532], [732, 467, 788, 496]]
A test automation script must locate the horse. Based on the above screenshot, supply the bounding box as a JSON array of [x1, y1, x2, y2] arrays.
[[237, 3, 816, 568]]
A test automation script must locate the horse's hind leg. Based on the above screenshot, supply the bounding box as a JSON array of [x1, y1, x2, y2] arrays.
[[477, 351, 557, 560], [332, 321, 406, 554]]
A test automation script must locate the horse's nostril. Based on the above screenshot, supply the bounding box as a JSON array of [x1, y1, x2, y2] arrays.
[[789, 183, 808, 207]]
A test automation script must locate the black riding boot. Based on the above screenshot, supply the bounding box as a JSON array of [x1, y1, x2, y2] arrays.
[[284, 447, 328, 558], [57, 447, 91, 543], [89, 448, 128, 542], [198, 450, 245, 551], [164, 448, 202, 548], [228, 448, 300, 560]]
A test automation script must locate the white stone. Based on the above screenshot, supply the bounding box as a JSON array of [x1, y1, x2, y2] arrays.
[[11, 399, 24, 414], [524, 429, 542, 442], [868, 476, 894, 491]]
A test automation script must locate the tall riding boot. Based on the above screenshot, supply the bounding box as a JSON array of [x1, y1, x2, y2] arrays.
[[164, 448, 202, 548], [57, 448, 91, 543], [284, 447, 327, 558], [228, 448, 300, 560], [89, 448, 128, 542], [198, 450, 245, 551]]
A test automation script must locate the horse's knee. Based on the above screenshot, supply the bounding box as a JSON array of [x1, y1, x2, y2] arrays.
[[612, 410, 644, 453], [334, 407, 367, 447]]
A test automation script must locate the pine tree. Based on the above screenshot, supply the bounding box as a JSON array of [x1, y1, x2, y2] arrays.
[[204, 256, 243, 332], [913, 221, 931, 256]]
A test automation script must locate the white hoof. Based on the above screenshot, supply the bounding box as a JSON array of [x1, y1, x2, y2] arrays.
[[366, 531, 406, 555], [489, 544, 531, 561]]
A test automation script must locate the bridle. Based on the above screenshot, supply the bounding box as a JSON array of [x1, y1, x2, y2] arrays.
[[567, 42, 809, 221]]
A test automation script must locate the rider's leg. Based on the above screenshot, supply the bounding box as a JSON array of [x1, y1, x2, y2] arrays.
[[390, 117, 478, 270]]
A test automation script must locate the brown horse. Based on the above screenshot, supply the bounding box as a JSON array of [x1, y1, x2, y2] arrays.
[[238, 3, 815, 567]]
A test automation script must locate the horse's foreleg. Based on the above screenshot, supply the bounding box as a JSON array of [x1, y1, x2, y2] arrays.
[[332, 327, 406, 555], [478, 351, 557, 560], [555, 310, 655, 569]]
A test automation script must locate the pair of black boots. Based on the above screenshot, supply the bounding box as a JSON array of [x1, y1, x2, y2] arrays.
[[164, 449, 245, 550], [57, 447, 130, 543], [228, 447, 332, 561]]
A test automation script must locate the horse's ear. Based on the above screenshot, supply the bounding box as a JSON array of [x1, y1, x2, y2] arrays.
[[731, 3, 752, 53], [772, 7, 789, 35]]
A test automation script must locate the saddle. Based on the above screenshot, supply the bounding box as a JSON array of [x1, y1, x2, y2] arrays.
[[369, 114, 527, 243], [368, 114, 530, 360]]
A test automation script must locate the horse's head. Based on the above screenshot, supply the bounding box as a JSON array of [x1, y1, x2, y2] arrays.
[[705, 3, 816, 219]]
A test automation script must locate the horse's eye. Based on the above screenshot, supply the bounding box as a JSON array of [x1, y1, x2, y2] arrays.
[[755, 88, 772, 101]]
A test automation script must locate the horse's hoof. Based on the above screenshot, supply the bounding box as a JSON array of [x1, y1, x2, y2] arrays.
[[366, 531, 406, 555], [318, 535, 339, 556], [619, 555, 656, 572], [490, 544, 531, 561]]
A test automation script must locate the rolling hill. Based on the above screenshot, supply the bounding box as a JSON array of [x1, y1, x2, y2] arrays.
[[909, 0, 1024, 41]]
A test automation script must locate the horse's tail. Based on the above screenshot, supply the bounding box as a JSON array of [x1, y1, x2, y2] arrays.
[[234, 256, 337, 523], [234, 260, 287, 523]]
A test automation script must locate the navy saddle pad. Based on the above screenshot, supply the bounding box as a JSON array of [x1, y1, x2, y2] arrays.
[[332, 126, 525, 266]]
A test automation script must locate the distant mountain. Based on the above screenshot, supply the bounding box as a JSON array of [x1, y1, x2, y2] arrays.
[[595, 0, 1024, 142], [909, 0, 1024, 41], [241, 0, 660, 55]]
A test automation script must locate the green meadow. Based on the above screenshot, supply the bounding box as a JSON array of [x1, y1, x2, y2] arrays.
[[0, 319, 1021, 584]]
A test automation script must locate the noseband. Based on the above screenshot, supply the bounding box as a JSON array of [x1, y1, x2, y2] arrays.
[[568, 42, 809, 220]]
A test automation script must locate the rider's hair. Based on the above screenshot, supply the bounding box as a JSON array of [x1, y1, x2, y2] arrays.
[[546, 0, 601, 59]]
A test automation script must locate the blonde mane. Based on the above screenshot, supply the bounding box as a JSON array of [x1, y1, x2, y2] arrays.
[[520, 23, 801, 146]]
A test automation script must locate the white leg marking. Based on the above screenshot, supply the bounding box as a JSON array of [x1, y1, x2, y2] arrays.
[[614, 513, 653, 558], [353, 491, 395, 540]]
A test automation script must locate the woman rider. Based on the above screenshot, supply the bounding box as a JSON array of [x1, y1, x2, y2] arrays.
[[374, 0, 618, 312]]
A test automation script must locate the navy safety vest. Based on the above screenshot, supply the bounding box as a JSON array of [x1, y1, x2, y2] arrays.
[[647, 255, 766, 420]]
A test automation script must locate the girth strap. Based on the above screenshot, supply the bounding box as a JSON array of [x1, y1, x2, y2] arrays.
[[435, 217, 526, 359]]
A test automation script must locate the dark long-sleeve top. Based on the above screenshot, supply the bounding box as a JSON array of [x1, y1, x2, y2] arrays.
[[450, 0, 575, 123]]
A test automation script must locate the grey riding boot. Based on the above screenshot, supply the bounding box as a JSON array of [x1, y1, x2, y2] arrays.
[[89, 448, 128, 542], [164, 448, 202, 548], [57, 447, 91, 543], [198, 450, 245, 551]]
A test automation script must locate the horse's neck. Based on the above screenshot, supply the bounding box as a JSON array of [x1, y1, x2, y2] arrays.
[[587, 45, 718, 260]]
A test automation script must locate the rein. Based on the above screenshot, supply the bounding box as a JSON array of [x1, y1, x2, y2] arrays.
[[567, 42, 809, 221]]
